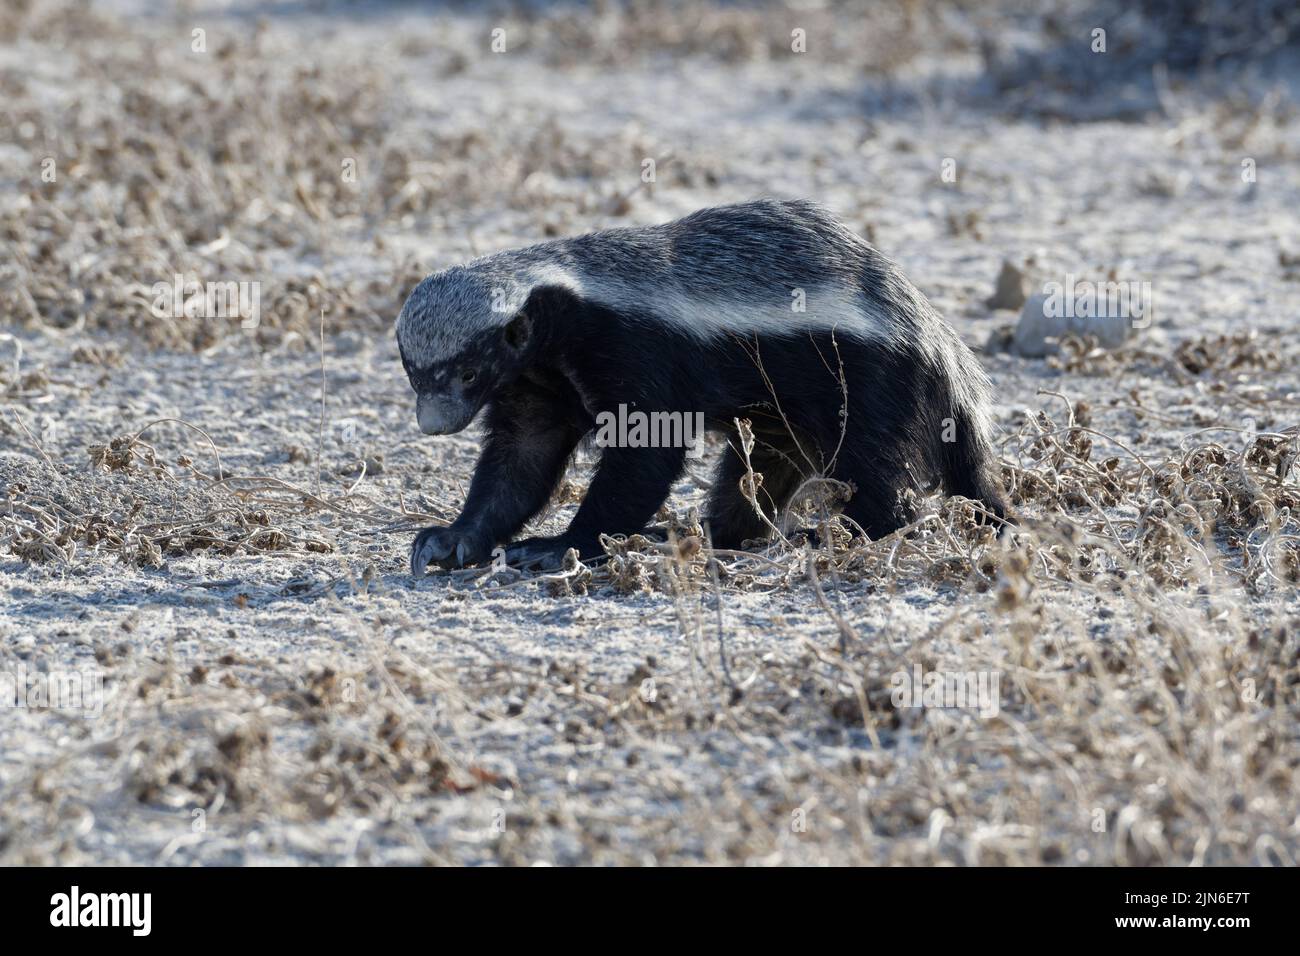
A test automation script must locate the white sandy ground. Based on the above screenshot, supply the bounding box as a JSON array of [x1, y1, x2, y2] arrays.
[[0, 1, 1298, 864]]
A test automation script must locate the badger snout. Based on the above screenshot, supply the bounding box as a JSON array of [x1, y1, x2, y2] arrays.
[[416, 392, 476, 435]]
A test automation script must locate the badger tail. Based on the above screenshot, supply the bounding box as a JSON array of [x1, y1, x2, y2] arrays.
[[942, 405, 1010, 531]]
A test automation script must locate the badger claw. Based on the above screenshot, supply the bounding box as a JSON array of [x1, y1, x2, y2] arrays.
[[410, 526, 489, 575], [411, 527, 453, 575]]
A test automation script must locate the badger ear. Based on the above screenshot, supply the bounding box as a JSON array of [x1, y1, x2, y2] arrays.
[[504, 311, 531, 350], [507, 284, 577, 349]]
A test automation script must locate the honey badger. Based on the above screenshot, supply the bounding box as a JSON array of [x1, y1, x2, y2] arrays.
[[396, 199, 1005, 574]]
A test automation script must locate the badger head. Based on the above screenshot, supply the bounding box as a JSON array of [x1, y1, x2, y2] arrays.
[[395, 266, 555, 435]]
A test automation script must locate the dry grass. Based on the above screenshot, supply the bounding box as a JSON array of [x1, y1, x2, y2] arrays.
[[3, 364, 1295, 863]]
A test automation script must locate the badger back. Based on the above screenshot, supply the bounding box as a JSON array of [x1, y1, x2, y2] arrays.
[[398, 200, 932, 364], [553, 202, 913, 346]]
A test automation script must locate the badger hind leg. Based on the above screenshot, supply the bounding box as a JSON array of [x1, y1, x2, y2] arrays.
[[705, 439, 802, 549], [838, 477, 919, 540], [821, 438, 921, 541], [941, 408, 1010, 530]]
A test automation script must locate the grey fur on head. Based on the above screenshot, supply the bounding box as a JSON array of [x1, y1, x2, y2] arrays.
[[396, 260, 579, 368]]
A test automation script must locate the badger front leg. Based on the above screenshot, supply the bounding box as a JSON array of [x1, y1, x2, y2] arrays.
[[505, 443, 687, 569], [411, 389, 582, 574]]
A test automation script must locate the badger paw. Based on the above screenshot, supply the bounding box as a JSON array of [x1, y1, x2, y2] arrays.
[[503, 534, 599, 571], [410, 525, 491, 575]]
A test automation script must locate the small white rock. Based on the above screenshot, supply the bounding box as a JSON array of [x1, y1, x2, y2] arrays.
[[1012, 292, 1135, 358]]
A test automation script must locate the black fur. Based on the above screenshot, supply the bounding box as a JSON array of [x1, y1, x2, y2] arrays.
[[406, 284, 1006, 572]]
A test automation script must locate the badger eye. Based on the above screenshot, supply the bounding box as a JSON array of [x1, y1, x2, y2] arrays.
[[460, 369, 477, 386]]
